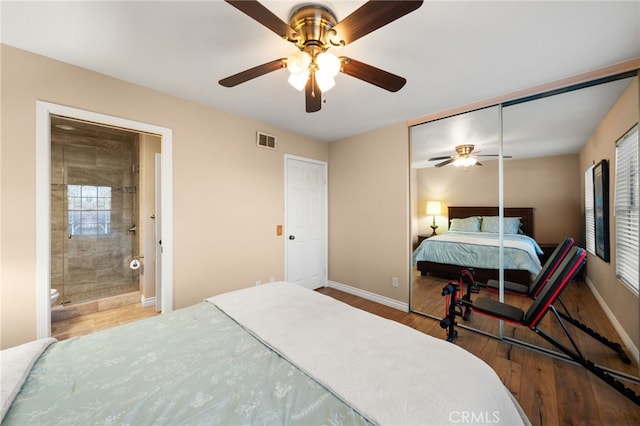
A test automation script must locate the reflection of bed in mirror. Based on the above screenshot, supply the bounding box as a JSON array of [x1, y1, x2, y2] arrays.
[[413, 207, 541, 285]]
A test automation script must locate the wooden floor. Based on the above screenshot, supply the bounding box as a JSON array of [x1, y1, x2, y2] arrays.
[[51, 302, 158, 340], [52, 282, 640, 425], [318, 280, 640, 426]]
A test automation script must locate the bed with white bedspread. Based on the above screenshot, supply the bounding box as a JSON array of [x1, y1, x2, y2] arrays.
[[2, 282, 529, 425], [412, 231, 543, 274], [414, 206, 542, 285]]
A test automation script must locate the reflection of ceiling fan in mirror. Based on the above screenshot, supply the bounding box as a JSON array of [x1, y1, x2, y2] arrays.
[[428, 144, 512, 168], [218, 0, 423, 112]]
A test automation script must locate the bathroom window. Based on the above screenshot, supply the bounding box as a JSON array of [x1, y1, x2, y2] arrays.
[[68, 185, 111, 236]]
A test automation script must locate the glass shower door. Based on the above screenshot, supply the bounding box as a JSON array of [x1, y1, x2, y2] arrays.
[[53, 139, 139, 306]]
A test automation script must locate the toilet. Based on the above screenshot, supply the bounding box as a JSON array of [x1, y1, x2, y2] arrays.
[[50, 288, 59, 306]]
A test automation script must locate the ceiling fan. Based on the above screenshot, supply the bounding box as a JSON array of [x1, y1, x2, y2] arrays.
[[218, 0, 423, 112], [428, 144, 512, 168]]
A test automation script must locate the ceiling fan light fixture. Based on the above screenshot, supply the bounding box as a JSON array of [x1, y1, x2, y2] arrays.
[[316, 52, 341, 77], [286, 50, 311, 75], [315, 51, 340, 92], [316, 72, 335, 92], [287, 50, 311, 90], [453, 156, 477, 168], [288, 70, 309, 91]]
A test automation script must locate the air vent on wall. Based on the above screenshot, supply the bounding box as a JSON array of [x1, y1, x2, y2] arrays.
[[257, 132, 277, 150]]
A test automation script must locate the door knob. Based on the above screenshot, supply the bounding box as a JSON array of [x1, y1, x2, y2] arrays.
[[289, 235, 295, 240]]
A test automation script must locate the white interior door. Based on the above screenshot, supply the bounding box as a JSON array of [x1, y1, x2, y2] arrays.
[[285, 156, 327, 289], [154, 153, 162, 312]]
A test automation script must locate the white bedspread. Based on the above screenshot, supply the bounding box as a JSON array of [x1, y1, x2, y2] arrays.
[[1, 337, 56, 422], [209, 282, 529, 425]]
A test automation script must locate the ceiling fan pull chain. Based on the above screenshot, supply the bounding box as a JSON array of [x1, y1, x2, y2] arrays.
[[311, 73, 317, 98]]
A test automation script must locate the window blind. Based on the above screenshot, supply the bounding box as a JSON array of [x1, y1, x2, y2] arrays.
[[614, 125, 639, 294], [585, 164, 595, 255]]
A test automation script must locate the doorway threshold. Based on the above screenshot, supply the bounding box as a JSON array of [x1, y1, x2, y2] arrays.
[[51, 291, 139, 322]]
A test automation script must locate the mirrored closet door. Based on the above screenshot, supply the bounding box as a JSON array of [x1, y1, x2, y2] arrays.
[[410, 72, 639, 380]]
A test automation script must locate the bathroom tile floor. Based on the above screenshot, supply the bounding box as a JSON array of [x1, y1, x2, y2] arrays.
[[51, 302, 158, 340]]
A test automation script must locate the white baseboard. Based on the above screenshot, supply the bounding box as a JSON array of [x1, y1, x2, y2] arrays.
[[326, 281, 409, 312], [141, 295, 157, 309], [584, 276, 640, 364]]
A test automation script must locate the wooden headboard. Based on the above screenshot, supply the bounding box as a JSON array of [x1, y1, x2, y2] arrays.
[[448, 206, 535, 238]]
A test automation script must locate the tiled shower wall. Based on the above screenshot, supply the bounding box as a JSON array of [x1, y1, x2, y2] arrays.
[[51, 121, 140, 305]]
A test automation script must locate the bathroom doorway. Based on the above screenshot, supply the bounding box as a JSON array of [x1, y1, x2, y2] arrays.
[[35, 101, 174, 339], [50, 116, 144, 309]]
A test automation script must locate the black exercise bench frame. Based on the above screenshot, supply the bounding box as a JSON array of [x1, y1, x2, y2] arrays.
[[442, 246, 640, 406], [456, 237, 631, 364]]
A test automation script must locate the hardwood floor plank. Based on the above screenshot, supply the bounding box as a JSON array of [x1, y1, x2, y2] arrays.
[[492, 356, 524, 400], [588, 368, 640, 424], [52, 302, 158, 340], [553, 358, 602, 426]]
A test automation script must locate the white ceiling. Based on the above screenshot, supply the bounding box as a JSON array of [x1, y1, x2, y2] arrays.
[[2, 0, 639, 152]]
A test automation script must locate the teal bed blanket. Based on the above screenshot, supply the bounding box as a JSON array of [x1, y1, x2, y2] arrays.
[[3, 302, 370, 425], [3, 283, 530, 425], [412, 231, 543, 275]]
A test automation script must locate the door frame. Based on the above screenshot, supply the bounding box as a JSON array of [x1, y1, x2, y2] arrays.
[[283, 154, 328, 287], [155, 153, 163, 312], [35, 101, 174, 338]]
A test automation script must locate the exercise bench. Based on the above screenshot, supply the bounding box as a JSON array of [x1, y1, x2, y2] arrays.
[[447, 246, 640, 406], [461, 236, 630, 364]]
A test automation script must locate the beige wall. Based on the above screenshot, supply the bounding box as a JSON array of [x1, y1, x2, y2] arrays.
[[579, 77, 639, 353], [416, 154, 582, 244], [0, 45, 328, 349], [328, 123, 411, 303]]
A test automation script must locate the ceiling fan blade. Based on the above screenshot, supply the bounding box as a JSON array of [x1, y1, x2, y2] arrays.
[[331, 1, 423, 46], [339, 57, 406, 92], [219, 59, 286, 87], [225, 1, 295, 40], [477, 154, 513, 158], [428, 155, 452, 161], [435, 158, 454, 168], [305, 75, 322, 113]]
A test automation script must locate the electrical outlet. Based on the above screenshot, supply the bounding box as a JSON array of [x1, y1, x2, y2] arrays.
[[255, 280, 261, 287], [270, 276, 275, 282], [392, 277, 399, 287]]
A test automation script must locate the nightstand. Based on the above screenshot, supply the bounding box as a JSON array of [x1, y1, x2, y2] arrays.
[[417, 234, 431, 245], [414, 234, 431, 250], [538, 243, 558, 265]]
